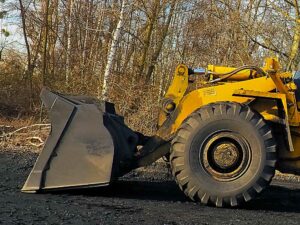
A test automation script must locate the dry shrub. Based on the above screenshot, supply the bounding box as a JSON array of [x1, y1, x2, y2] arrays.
[[48, 73, 100, 97], [0, 52, 27, 115], [0, 68, 162, 151], [0, 50, 164, 145], [39, 71, 162, 136], [0, 50, 44, 117], [109, 75, 161, 136], [0, 117, 49, 151]]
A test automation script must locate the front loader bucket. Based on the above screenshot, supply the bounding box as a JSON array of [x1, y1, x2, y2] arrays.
[[22, 88, 138, 193]]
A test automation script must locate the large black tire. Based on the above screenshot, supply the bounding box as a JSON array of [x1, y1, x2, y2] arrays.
[[170, 102, 277, 207]]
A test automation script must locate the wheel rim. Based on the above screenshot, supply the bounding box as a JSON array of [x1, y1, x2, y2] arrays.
[[200, 131, 251, 182]]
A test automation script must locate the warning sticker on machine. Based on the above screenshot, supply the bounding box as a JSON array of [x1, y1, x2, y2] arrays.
[[203, 88, 217, 96]]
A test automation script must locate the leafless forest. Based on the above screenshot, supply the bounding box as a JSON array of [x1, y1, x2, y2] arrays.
[[1, 0, 300, 135]]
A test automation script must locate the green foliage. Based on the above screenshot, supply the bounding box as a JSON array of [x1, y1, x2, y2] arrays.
[[0, 10, 7, 19], [0, 0, 7, 20], [1, 28, 9, 37]]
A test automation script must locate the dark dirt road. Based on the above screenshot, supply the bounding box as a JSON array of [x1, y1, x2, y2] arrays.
[[1, 148, 300, 225]]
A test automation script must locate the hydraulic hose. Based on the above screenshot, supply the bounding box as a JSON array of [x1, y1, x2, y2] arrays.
[[209, 66, 267, 83]]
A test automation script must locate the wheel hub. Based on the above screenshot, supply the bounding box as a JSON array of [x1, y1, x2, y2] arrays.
[[201, 131, 251, 181], [212, 142, 239, 169]]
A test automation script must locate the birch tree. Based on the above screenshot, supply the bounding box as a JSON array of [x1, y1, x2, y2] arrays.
[[101, 0, 127, 101], [41, 0, 50, 85], [65, 0, 74, 85]]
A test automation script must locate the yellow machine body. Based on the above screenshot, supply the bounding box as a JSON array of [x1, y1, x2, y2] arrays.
[[157, 58, 300, 174]]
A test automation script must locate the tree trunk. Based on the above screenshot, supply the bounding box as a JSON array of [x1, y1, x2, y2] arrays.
[[287, 1, 300, 70], [42, 0, 50, 86], [287, 20, 300, 70], [19, 0, 34, 105], [138, 0, 160, 78], [146, 0, 176, 83], [65, 0, 74, 85], [100, 0, 126, 101]]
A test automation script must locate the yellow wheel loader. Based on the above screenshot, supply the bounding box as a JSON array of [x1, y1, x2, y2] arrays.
[[22, 58, 300, 207]]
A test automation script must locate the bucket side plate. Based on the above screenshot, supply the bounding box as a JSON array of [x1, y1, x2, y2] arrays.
[[22, 89, 114, 193]]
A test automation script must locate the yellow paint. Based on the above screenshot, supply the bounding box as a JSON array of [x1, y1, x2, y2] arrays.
[[207, 65, 256, 81], [157, 57, 300, 158], [167, 76, 277, 134], [158, 64, 189, 126]]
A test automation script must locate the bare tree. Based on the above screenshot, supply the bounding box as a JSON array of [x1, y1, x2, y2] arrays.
[[101, 0, 127, 101]]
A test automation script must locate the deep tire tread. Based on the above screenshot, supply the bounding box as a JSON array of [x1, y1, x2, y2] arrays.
[[170, 102, 277, 207]]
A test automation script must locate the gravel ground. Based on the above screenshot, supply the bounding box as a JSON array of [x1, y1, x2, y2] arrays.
[[1, 148, 300, 225]]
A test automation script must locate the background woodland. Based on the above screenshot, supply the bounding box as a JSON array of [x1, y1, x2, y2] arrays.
[[1, 0, 300, 135]]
